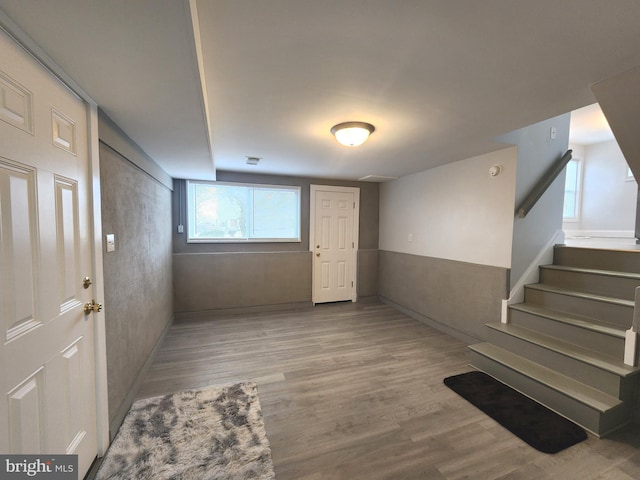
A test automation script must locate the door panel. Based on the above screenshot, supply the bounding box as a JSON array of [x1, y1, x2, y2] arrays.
[[0, 160, 39, 341], [55, 175, 81, 312], [0, 71, 33, 134], [0, 29, 98, 477], [60, 338, 85, 453], [337, 261, 346, 288], [7, 368, 45, 453], [311, 186, 358, 303]]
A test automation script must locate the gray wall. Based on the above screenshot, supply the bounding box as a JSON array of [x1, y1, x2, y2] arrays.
[[496, 113, 571, 291], [99, 115, 173, 433], [379, 251, 509, 343], [376, 147, 515, 342], [173, 171, 379, 315], [174, 251, 311, 314]]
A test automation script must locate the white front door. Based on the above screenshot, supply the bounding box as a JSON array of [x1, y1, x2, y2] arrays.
[[0, 29, 99, 476], [311, 185, 359, 304]]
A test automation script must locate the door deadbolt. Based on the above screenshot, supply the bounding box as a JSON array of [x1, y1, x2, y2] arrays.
[[84, 300, 103, 315], [82, 276, 92, 289]]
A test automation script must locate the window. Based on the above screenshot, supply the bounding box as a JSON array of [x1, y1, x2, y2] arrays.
[[563, 158, 582, 222], [187, 181, 301, 242]]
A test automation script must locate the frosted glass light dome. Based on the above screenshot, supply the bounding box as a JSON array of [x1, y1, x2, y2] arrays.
[[330, 122, 375, 147]]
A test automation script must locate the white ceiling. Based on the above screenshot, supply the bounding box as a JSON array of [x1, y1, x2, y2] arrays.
[[1, 1, 638, 181], [0, 0, 214, 180], [569, 103, 614, 146]]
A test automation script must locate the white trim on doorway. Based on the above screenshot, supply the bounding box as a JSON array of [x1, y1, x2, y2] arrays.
[[310, 185, 360, 304]]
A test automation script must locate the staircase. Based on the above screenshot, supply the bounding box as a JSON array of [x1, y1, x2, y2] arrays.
[[469, 245, 640, 437]]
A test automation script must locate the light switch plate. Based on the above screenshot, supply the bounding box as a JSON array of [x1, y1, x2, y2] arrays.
[[106, 233, 115, 252]]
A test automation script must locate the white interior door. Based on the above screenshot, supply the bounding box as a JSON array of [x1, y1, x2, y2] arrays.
[[0, 29, 99, 476], [311, 185, 359, 304]]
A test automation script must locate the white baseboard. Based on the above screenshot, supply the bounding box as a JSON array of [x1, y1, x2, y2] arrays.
[[502, 229, 564, 323], [563, 229, 635, 239]]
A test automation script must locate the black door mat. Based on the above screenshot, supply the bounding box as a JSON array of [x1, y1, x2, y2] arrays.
[[444, 371, 588, 454]]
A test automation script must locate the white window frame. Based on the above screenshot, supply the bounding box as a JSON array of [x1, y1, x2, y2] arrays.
[[626, 166, 635, 182], [563, 157, 583, 223], [186, 180, 301, 243]]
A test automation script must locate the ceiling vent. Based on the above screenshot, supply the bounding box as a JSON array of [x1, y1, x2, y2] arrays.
[[246, 156, 261, 166]]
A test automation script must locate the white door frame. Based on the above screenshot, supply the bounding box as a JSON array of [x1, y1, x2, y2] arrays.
[[87, 104, 109, 455], [0, 16, 110, 455], [310, 185, 360, 304]]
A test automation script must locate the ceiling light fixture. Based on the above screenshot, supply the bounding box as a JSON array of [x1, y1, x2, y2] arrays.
[[330, 121, 375, 147]]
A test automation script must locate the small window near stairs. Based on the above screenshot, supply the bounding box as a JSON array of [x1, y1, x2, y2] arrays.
[[563, 158, 582, 222]]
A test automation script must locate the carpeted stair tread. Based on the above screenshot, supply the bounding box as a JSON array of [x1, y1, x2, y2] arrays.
[[485, 322, 639, 378], [469, 342, 623, 413], [508, 303, 626, 338], [526, 283, 634, 307]]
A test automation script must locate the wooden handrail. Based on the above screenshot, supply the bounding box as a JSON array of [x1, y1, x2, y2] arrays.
[[516, 149, 573, 218]]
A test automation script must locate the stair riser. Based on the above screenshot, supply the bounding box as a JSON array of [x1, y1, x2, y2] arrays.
[[486, 327, 628, 398], [540, 268, 640, 302], [509, 308, 624, 358], [524, 288, 633, 328], [554, 246, 640, 274], [469, 351, 630, 437]]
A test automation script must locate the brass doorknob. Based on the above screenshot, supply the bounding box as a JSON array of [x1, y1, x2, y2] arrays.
[[84, 300, 103, 315], [316, 252, 320, 257]]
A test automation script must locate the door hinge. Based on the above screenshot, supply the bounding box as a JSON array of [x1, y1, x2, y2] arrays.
[[353, 202, 356, 208], [352, 281, 354, 287]]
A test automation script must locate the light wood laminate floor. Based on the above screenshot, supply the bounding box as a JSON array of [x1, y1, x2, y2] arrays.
[[137, 301, 640, 479]]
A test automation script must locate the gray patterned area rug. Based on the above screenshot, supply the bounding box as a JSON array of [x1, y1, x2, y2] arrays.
[[95, 382, 275, 479]]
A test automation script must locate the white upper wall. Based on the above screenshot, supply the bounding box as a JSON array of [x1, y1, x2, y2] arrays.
[[379, 147, 517, 268], [564, 139, 637, 233]]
